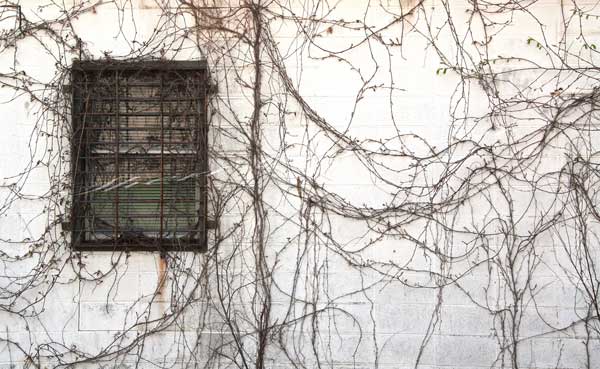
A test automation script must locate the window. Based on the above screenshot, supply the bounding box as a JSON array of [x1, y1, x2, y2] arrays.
[[70, 60, 209, 251]]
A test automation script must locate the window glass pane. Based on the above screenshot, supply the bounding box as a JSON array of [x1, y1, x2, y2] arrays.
[[71, 62, 208, 249], [89, 179, 197, 240]]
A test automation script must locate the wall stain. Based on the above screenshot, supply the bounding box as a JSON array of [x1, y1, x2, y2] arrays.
[[156, 255, 167, 298]]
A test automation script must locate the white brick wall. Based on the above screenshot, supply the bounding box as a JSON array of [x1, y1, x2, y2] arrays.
[[1, 0, 600, 368]]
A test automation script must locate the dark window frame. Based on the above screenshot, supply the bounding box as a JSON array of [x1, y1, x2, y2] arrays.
[[70, 60, 210, 252]]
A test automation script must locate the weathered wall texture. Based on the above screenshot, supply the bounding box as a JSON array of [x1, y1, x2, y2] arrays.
[[1, 0, 600, 368]]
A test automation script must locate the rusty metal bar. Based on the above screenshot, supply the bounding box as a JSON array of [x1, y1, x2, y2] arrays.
[[159, 74, 165, 243], [72, 59, 207, 71], [114, 69, 120, 246], [71, 62, 209, 251]]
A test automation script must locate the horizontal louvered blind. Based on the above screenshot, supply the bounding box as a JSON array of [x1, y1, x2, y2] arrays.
[[71, 61, 208, 251]]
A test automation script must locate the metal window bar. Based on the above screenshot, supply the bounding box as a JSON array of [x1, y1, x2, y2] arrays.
[[71, 60, 209, 251]]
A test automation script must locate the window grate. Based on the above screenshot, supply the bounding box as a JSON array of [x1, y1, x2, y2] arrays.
[[70, 60, 209, 251]]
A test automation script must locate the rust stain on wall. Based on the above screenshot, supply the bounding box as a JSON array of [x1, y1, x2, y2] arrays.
[[137, 0, 157, 10], [156, 255, 167, 298], [399, 0, 420, 18], [399, 0, 419, 7]]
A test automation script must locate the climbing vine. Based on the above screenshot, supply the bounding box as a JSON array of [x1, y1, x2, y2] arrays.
[[0, 0, 599, 368]]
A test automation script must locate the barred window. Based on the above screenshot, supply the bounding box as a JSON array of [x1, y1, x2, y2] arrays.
[[70, 60, 209, 251]]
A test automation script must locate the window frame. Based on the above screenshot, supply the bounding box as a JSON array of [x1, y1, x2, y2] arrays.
[[69, 59, 210, 252]]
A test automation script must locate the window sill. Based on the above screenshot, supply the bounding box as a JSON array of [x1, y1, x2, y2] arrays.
[[73, 240, 207, 252]]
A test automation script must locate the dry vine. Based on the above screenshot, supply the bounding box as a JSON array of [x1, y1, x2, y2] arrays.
[[0, 0, 599, 368]]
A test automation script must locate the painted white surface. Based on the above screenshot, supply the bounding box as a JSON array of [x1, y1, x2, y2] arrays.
[[0, 0, 599, 368]]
